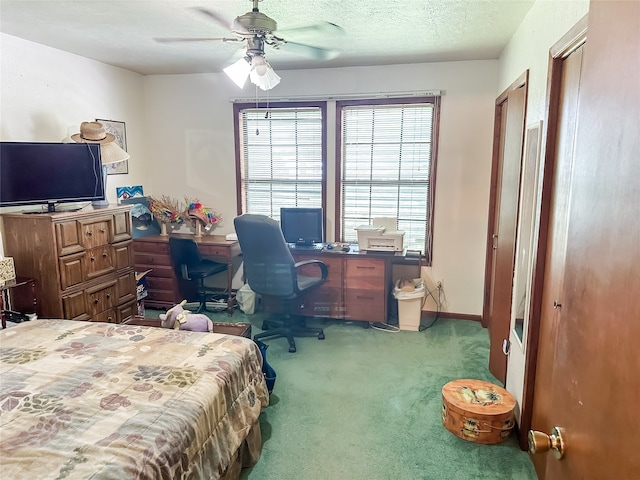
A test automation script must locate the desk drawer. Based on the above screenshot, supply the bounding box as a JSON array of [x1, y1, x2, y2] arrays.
[[345, 258, 385, 290], [198, 244, 230, 258], [134, 253, 173, 267], [345, 289, 385, 322], [133, 240, 170, 254], [146, 276, 178, 292], [293, 255, 343, 289], [146, 288, 179, 303]]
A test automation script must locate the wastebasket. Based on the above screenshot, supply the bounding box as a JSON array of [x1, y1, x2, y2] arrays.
[[236, 283, 257, 314], [393, 279, 426, 331]]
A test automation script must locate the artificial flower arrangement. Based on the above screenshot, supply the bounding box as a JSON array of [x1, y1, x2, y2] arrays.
[[185, 198, 221, 236]]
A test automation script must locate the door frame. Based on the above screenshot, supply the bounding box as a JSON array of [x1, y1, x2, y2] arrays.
[[516, 15, 588, 451]]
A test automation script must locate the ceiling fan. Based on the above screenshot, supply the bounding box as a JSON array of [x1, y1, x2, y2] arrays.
[[155, 0, 345, 90]]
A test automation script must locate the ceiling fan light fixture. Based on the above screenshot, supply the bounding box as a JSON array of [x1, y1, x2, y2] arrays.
[[223, 56, 251, 88], [249, 56, 280, 91]]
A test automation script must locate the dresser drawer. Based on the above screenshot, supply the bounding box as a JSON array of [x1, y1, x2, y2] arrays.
[[114, 240, 134, 271], [62, 290, 90, 321], [92, 307, 118, 324], [116, 270, 137, 305], [59, 251, 86, 290], [86, 280, 117, 316], [56, 220, 85, 256], [85, 246, 116, 280], [79, 217, 112, 249], [116, 299, 137, 324]]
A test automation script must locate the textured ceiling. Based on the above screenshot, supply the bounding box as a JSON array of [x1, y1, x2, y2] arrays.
[[0, 0, 535, 75]]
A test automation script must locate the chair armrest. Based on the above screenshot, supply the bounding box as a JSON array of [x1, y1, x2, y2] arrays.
[[294, 259, 329, 282]]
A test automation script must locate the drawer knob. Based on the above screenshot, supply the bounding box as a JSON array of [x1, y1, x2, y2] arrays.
[[90, 256, 95, 262], [93, 298, 99, 304], [102, 252, 108, 258], [87, 231, 93, 237], [106, 293, 111, 299]]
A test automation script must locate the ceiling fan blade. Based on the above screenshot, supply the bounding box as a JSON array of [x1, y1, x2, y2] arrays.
[[192, 7, 250, 35], [279, 41, 341, 61], [277, 21, 345, 39], [154, 37, 242, 44]]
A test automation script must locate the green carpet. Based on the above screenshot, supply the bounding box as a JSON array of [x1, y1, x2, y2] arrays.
[[146, 308, 537, 480]]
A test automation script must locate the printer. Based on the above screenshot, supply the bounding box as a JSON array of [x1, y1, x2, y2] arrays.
[[356, 219, 405, 252]]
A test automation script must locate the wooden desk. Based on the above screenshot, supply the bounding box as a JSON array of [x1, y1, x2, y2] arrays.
[[1, 277, 37, 328], [132, 234, 241, 315], [264, 247, 412, 324]]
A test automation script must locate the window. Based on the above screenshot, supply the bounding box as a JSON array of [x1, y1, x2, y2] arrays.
[[234, 102, 326, 222], [337, 98, 439, 262]]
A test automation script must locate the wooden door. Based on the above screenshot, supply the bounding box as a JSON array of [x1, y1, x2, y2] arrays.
[[530, 1, 640, 478], [485, 75, 527, 383]]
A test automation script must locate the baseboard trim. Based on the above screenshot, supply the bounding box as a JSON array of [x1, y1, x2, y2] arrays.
[[421, 311, 483, 323]]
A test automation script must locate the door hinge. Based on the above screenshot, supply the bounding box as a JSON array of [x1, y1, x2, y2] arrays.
[[502, 338, 511, 355]]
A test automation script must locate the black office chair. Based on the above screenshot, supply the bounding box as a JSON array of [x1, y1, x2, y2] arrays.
[[168, 237, 228, 314], [234, 214, 328, 353]]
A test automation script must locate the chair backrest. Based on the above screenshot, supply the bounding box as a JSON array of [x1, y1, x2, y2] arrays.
[[168, 237, 202, 277], [234, 214, 298, 298]]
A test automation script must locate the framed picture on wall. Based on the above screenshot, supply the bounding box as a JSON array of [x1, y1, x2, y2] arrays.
[[96, 118, 128, 175]]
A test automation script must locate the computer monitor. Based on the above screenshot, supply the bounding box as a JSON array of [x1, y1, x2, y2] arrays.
[[280, 207, 324, 244]]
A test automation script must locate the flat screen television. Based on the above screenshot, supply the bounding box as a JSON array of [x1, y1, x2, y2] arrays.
[[280, 207, 324, 244], [0, 142, 104, 212]]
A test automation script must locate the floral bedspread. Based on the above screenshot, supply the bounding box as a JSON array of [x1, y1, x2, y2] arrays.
[[0, 319, 269, 479]]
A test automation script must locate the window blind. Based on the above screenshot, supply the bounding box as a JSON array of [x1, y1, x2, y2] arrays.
[[339, 101, 436, 258], [238, 105, 324, 221]]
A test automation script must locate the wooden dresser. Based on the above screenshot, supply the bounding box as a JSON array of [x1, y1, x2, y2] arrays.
[[1, 205, 137, 323]]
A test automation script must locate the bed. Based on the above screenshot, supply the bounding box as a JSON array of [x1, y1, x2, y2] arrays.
[[0, 319, 269, 479]]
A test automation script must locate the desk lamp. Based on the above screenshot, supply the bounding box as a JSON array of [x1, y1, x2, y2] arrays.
[[71, 122, 130, 208]]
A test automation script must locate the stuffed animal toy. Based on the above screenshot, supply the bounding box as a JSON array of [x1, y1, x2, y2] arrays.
[[159, 300, 213, 333]]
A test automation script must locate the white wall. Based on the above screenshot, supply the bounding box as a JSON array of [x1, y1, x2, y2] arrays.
[[143, 61, 498, 316], [499, 0, 589, 122], [0, 33, 147, 204], [0, 33, 146, 253]]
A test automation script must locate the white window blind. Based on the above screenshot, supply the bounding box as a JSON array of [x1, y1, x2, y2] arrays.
[[238, 105, 324, 221], [339, 101, 436, 257]]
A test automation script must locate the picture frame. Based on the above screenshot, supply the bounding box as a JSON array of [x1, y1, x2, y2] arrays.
[[96, 119, 128, 175]]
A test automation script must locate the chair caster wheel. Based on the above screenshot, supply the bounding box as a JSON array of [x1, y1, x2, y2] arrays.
[[318, 333, 325, 340], [288, 346, 297, 353]]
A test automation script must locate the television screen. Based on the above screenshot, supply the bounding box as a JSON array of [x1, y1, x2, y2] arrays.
[[280, 207, 324, 244], [0, 142, 104, 211]]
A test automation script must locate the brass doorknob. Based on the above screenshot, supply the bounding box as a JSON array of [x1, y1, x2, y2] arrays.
[[528, 426, 565, 459]]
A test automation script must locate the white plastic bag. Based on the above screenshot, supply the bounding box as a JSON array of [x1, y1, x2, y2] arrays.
[[393, 278, 426, 300], [236, 283, 257, 314]]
